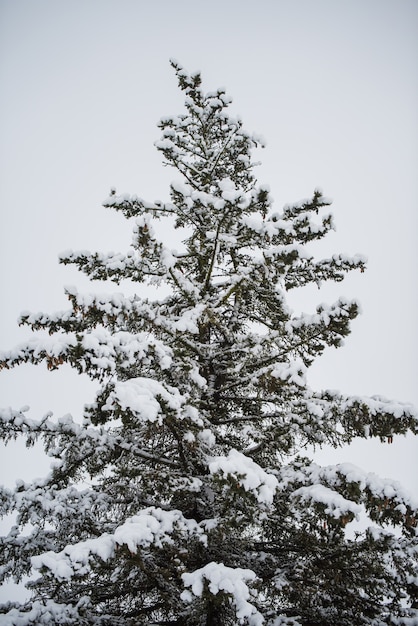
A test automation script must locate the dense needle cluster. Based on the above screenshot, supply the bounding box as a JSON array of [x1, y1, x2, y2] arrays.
[[1, 61, 417, 625]]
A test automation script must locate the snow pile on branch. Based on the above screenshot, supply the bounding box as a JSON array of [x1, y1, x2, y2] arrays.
[[181, 562, 264, 625], [32, 507, 207, 581], [0, 599, 84, 626], [32, 534, 115, 581], [105, 377, 185, 424], [269, 360, 307, 386], [292, 484, 362, 520], [209, 449, 278, 505], [114, 507, 207, 550]]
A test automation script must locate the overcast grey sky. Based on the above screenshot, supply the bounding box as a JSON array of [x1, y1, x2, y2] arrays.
[[0, 0, 417, 511]]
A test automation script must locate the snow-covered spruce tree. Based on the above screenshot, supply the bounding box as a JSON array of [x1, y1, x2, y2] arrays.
[[1, 61, 417, 626]]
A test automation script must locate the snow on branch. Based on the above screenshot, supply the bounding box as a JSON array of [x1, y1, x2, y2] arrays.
[[292, 483, 363, 521], [0, 599, 84, 626], [0, 329, 173, 376], [31, 507, 208, 581], [181, 562, 263, 626], [279, 460, 418, 530], [104, 377, 186, 424], [0, 406, 180, 468], [323, 391, 418, 440], [0, 335, 77, 372], [103, 190, 176, 219], [209, 449, 278, 506]]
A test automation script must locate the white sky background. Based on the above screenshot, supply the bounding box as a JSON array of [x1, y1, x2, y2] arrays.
[[0, 0, 417, 539]]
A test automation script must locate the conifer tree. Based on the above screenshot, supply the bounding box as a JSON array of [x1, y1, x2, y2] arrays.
[[1, 61, 417, 626]]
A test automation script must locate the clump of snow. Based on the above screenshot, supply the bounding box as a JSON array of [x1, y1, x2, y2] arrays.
[[270, 360, 306, 387], [114, 507, 207, 551], [292, 484, 362, 520], [0, 334, 77, 366], [171, 179, 191, 197], [209, 449, 278, 505], [80, 329, 173, 373], [198, 428, 216, 448], [172, 303, 206, 333], [63, 284, 78, 296], [334, 462, 418, 510], [32, 508, 208, 581], [0, 600, 84, 625], [219, 178, 242, 203], [181, 562, 263, 625], [32, 534, 115, 580], [105, 377, 184, 424], [188, 364, 207, 388], [279, 460, 418, 524]]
